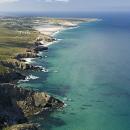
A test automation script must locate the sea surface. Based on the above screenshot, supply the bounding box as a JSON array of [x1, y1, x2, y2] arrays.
[[18, 13, 130, 130]]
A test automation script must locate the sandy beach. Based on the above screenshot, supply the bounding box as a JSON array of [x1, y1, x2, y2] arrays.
[[34, 23, 79, 49], [35, 25, 65, 36], [34, 19, 83, 36]]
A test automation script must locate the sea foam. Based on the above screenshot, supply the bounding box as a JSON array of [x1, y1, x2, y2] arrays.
[[18, 75, 39, 83]]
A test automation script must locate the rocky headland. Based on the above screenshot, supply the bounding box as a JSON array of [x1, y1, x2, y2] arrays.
[[4, 123, 39, 130], [0, 31, 64, 129], [0, 83, 64, 130], [0, 18, 67, 130], [0, 71, 26, 83]]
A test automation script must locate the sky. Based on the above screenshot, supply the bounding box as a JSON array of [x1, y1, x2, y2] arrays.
[[0, 0, 130, 13]]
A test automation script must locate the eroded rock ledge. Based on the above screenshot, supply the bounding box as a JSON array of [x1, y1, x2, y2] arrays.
[[15, 52, 39, 60], [0, 83, 64, 129], [0, 60, 42, 71], [3, 123, 39, 130]]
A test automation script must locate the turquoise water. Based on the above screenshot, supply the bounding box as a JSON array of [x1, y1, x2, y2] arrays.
[[19, 14, 130, 130]]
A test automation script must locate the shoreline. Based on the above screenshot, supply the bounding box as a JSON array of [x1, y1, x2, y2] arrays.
[[23, 23, 79, 63], [0, 17, 99, 130], [22, 18, 88, 64]]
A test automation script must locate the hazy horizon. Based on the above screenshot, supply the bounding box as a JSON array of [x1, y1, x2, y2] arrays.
[[0, 0, 130, 13], [0, 11, 130, 18]]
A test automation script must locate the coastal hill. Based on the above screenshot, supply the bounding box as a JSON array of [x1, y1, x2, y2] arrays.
[[0, 83, 64, 130]]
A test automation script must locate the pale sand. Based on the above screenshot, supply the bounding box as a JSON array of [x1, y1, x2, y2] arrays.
[[58, 21, 78, 27], [34, 23, 79, 47], [34, 18, 99, 36], [35, 25, 65, 36]]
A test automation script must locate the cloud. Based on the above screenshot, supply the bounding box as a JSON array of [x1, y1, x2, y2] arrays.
[[0, 0, 69, 4], [0, 0, 19, 3], [55, 0, 69, 2], [45, 0, 69, 2]]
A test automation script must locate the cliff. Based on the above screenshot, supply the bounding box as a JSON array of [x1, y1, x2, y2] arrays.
[[36, 34, 56, 43], [3, 123, 38, 130], [0, 72, 26, 83], [0, 61, 42, 71], [0, 83, 64, 129], [15, 53, 39, 60]]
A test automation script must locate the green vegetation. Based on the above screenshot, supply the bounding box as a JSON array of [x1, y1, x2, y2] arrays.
[[0, 65, 11, 74], [0, 17, 39, 58], [0, 17, 39, 74], [0, 26, 38, 43]]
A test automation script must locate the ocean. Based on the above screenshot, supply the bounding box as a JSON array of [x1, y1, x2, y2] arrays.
[[18, 12, 130, 130]]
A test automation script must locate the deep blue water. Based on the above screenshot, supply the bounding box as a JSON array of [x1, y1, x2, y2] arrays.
[[19, 13, 130, 130]]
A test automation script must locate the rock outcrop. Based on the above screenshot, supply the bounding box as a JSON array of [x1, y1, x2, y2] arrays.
[[0, 72, 26, 83], [4, 123, 39, 130], [37, 35, 56, 43], [0, 61, 42, 71], [0, 83, 64, 129], [16, 53, 39, 60], [34, 41, 44, 46], [34, 46, 48, 52]]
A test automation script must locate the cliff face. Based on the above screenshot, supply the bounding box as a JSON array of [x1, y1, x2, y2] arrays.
[[0, 72, 26, 83], [4, 123, 38, 130], [34, 46, 48, 52], [37, 34, 56, 43], [16, 53, 39, 60], [0, 61, 41, 71], [0, 83, 64, 128]]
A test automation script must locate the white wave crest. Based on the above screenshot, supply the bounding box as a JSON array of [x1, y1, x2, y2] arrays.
[[63, 103, 67, 108], [42, 67, 49, 72], [23, 58, 35, 63], [26, 75, 39, 80], [53, 70, 58, 73], [18, 74, 39, 83]]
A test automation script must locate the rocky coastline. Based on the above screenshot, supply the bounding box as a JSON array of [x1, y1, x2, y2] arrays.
[[0, 72, 26, 83], [0, 18, 98, 130], [0, 26, 64, 130], [0, 83, 64, 130]]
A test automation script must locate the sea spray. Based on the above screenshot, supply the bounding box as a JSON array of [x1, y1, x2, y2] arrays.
[[18, 75, 39, 82]]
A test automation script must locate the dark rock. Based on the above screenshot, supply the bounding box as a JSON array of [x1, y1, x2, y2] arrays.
[[32, 66, 43, 71], [34, 46, 48, 52], [16, 53, 39, 60], [44, 96, 64, 109], [0, 83, 64, 128], [19, 59, 27, 62], [34, 41, 43, 46], [0, 60, 42, 71], [26, 48, 36, 53], [0, 72, 26, 83]]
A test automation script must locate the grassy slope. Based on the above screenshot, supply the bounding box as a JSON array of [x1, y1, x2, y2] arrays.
[[0, 17, 39, 73], [0, 17, 88, 74]]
